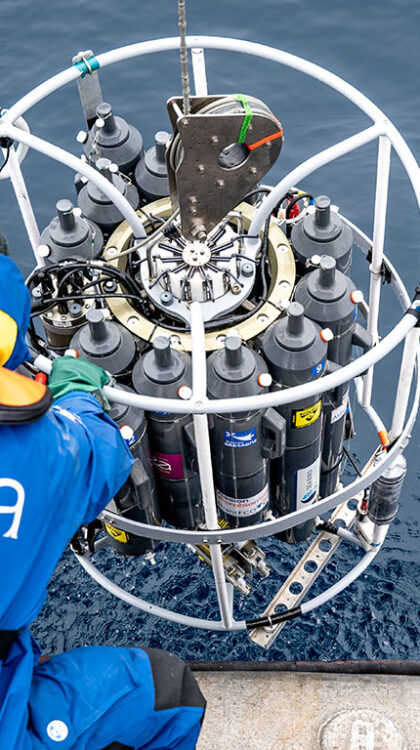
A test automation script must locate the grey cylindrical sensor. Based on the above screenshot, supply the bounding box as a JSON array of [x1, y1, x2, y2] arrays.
[[368, 454, 407, 525]]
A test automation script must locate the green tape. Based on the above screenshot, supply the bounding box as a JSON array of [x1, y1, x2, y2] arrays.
[[235, 93, 253, 143], [74, 56, 100, 78]]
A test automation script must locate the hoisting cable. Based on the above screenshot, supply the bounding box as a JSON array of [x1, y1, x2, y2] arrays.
[[178, 0, 191, 116], [0, 137, 12, 175]]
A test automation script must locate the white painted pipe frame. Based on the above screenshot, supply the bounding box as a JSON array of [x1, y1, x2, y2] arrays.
[[190, 302, 233, 629], [0, 112, 30, 180], [362, 135, 392, 407], [191, 48, 208, 96], [0, 123, 147, 243], [3, 143, 43, 266], [34, 310, 418, 415], [390, 326, 420, 441], [246, 123, 382, 244], [2, 36, 419, 205], [76, 527, 382, 630], [77, 552, 246, 631]]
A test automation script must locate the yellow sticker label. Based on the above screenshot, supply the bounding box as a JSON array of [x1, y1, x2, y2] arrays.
[[104, 523, 129, 543], [291, 400, 322, 428]]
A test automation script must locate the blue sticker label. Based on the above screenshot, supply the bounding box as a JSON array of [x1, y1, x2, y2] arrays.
[[224, 427, 257, 448], [124, 431, 137, 448], [311, 359, 325, 377], [353, 307, 357, 318]]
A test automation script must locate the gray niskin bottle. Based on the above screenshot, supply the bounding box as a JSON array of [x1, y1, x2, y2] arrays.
[[84, 102, 144, 175], [294, 256, 372, 497], [70, 308, 137, 382], [291, 195, 353, 276], [77, 157, 139, 235], [262, 302, 328, 543], [105, 385, 161, 556], [40, 199, 103, 262], [134, 131, 170, 202], [207, 336, 285, 528], [132, 336, 204, 529]]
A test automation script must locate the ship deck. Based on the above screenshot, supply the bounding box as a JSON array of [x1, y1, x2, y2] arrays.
[[193, 663, 420, 749]]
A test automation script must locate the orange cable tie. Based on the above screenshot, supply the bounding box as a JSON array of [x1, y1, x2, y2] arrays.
[[247, 129, 283, 151]]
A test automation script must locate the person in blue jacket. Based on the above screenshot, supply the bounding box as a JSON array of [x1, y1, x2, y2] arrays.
[[0, 255, 205, 750]]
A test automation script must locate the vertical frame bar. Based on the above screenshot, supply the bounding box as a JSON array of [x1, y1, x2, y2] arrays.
[[362, 134, 392, 407], [3, 144, 44, 267], [191, 48, 208, 96], [390, 327, 419, 440], [190, 302, 234, 629]]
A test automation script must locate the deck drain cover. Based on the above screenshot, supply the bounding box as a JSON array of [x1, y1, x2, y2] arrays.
[[319, 709, 405, 749]]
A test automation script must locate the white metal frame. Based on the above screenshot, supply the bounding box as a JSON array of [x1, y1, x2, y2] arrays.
[[1, 37, 419, 632]]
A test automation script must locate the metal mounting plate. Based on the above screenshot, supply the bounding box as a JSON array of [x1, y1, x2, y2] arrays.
[[166, 96, 282, 239]]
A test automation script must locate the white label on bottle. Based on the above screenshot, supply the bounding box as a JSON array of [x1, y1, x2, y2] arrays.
[[295, 457, 320, 509], [216, 484, 269, 518], [330, 392, 349, 424]]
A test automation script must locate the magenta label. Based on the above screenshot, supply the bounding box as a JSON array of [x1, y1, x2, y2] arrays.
[[151, 451, 184, 479]]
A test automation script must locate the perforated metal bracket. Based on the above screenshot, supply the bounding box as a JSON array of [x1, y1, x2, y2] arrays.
[[248, 495, 361, 649]]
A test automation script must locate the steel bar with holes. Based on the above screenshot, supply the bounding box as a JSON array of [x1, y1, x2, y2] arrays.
[[249, 498, 361, 648]]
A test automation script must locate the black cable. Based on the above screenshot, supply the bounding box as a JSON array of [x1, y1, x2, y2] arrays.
[[242, 187, 272, 202], [29, 258, 145, 307], [30, 291, 145, 318], [246, 605, 302, 630], [284, 193, 313, 239], [285, 192, 313, 221], [0, 141, 11, 175], [342, 444, 363, 477]]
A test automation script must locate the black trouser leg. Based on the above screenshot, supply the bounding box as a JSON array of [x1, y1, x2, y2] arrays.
[[99, 649, 206, 750], [143, 648, 206, 717]]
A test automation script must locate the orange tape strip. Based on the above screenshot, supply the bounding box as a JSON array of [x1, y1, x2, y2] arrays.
[[378, 429, 390, 447], [247, 129, 283, 151]]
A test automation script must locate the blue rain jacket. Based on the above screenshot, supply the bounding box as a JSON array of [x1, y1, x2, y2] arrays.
[[0, 258, 204, 749]]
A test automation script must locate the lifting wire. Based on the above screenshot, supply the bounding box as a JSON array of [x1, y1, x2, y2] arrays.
[[178, 0, 191, 116]]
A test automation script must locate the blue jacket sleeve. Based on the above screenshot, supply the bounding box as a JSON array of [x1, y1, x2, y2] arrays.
[[51, 391, 134, 525]]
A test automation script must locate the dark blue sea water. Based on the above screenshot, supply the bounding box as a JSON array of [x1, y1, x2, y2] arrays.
[[0, 0, 419, 661]]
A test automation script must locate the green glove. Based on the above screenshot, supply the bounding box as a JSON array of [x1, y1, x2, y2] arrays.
[[49, 356, 111, 408]]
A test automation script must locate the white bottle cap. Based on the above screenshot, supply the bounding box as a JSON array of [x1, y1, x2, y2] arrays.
[[37, 244, 50, 258], [177, 385, 192, 400], [258, 372, 272, 387], [320, 327, 334, 342], [120, 425, 134, 442], [350, 290, 364, 304]]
